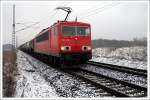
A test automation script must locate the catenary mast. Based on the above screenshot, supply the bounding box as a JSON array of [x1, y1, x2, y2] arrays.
[[12, 4, 16, 49]]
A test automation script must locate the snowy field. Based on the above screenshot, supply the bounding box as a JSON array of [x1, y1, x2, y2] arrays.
[[15, 51, 109, 98], [91, 46, 147, 70]]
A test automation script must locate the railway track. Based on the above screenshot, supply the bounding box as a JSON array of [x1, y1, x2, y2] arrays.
[[64, 68, 147, 97], [21, 51, 147, 97], [87, 61, 147, 77]]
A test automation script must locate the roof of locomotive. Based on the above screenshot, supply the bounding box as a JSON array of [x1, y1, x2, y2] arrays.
[[37, 21, 90, 36], [57, 20, 90, 25]]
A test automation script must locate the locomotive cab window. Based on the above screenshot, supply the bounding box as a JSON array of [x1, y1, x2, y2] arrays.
[[62, 26, 90, 36], [62, 26, 76, 36], [77, 27, 90, 36]]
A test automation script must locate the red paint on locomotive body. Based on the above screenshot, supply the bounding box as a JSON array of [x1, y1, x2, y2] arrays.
[[22, 21, 92, 62]]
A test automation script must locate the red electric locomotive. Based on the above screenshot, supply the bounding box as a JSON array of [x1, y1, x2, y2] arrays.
[[34, 21, 92, 64], [20, 7, 92, 66]]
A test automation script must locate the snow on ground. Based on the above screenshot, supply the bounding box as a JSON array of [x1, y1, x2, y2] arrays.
[[15, 50, 109, 98], [15, 51, 58, 97], [91, 46, 147, 70]]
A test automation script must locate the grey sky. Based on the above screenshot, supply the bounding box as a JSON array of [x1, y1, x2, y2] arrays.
[[1, 1, 148, 46]]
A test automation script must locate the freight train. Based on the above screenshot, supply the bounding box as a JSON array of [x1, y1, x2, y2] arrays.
[[19, 20, 92, 66]]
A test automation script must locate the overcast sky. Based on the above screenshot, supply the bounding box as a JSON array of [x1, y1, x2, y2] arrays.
[[1, 1, 148, 46]]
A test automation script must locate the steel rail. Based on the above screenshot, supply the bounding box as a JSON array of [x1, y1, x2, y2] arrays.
[[87, 61, 147, 77]]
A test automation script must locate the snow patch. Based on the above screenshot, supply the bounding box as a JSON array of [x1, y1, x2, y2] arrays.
[[91, 46, 147, 70]]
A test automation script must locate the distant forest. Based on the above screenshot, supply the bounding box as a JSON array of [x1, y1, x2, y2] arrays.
[[92, 37, 147, 49]]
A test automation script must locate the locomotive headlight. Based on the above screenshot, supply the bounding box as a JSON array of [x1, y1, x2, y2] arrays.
[[61, 46, 65, 51], [87, 46, 91, 50], [61, 46, 71, 51], [82, 46, 91, 51]]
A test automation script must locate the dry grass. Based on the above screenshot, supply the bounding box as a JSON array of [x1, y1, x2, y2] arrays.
[[3, 50, 18, 97]]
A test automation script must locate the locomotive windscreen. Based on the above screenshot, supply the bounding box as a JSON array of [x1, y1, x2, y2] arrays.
[[62, 26, 90, 36]]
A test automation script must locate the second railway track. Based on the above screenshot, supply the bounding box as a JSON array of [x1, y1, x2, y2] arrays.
[[87, 61, 147, 77], [64, 68, 147, 97]]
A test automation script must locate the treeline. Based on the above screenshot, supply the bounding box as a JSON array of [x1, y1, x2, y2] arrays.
[[92, 37, 147, 49]]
